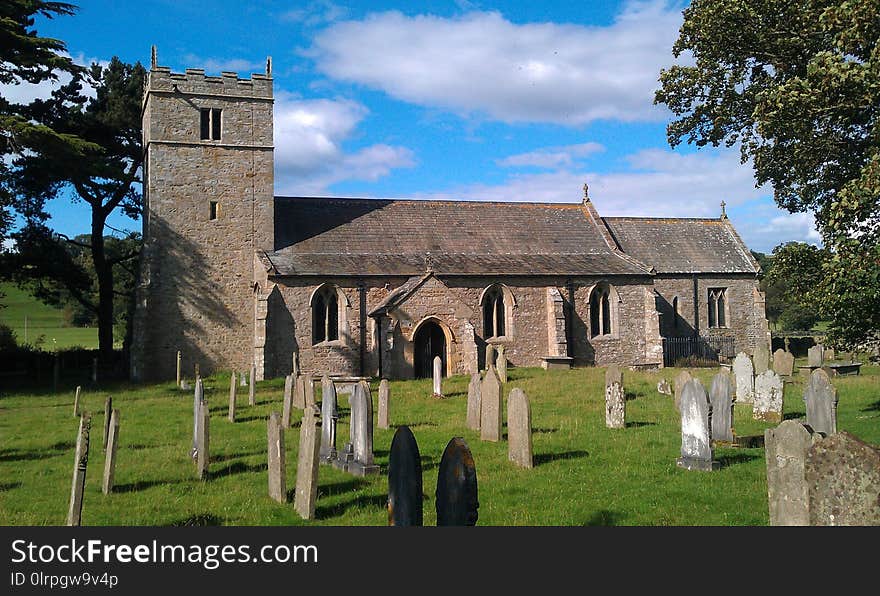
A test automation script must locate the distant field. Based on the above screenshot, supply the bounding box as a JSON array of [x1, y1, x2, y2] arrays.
[[0, 283, 98, 350]]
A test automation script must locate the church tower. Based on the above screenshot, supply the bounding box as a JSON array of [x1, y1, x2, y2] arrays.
[[131, 49, 274, 381]]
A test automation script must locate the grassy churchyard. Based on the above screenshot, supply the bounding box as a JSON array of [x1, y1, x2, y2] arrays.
[[1, 364, 878, 526]]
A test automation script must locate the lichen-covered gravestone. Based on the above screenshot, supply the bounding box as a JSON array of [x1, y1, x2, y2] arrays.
[[480, 366, 502, 442], [432, 356, 443, 398], [674, 370, 692, 412], [773, 349, 794, 377], [267, 412, 286, 503], [803, 368, 838, 436], [304, 375, 316, 407], [436, 437, 479, 526], [806, 431, 880, 525], [294, 405, 322, 520], [753, 370, 784, 423], [765, 421, 819, 526], [378, 379, 390, 429], [67, 413, 91, 526], [282, 374, 293, 428], [507, 388, 533, 468], [496, 346, 508, 383], [228, 371, 237, 422], [293, 375, 305, 409], [319, 376, 338, 463], [349, 382, 379, 476], [388, 425, 423, 526], [240, 370, 247, 387], [676, 379, 719, 471], [709, 371, 734, 443], [485, 344, 496, 370], [466, 372, 482, 431], [732, 352, 754, 404], [604, 365, 625, 429], [101, 409, 120, 495], [807, 344, 824, 367], [753, 345, 770, 375]]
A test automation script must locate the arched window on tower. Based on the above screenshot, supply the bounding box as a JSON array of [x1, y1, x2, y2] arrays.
[[482, 285, 506, 338], [312, 285, 339, 344], [589, 283, 615, 338]]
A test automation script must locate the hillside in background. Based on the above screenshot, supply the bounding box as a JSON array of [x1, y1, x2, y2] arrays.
[[0, 283, 98, 350]]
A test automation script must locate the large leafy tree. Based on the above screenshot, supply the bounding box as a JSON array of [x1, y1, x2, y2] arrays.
[[655, 0, 879, 348]]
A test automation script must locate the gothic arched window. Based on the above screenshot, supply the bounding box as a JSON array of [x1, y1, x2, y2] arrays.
[[708, 288, 727, 328], [312, 285, 339, 344], [482, 286, 506, 338], [590, 283, 614, 338]]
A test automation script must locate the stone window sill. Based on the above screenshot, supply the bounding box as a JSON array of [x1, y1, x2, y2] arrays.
[[312, 340, 346, 349], [590, 334, 619, 341]]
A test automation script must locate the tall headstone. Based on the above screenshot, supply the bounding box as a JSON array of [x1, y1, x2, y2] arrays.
[[388, 425, 423, 526], [806, 432, 880, 525], [674, 370, 692, 412], [753, 345, 770, 375], [176, 350, 181, 388], [436, 437, 479, 526], [466, 372, 482, 431], [604, 365, 625, 429], [240, 370, 247, 387], [228, 371, 237, 422], [248, 365, 256, 406], [496, 346, 508, 383], [66, 413, 91, 526], [196, 401, 210, 480], [732, 352, 754, 404], [282, 374, 294, 428], [432, 356, 443, 398], [192, 378, 204, 460], [765, 421, 818, 526], [267, 412, 286, 503], [102, 396, 113, 451], [73, 385, 81, 417], [294, 405, 322, 520], [773, 349, 794, 377], [319, 376, 339, 462], [480, 366, 502, 442], [507, 388, 533, 469], [378, 379, 390, 430], [807, 344, 824, 368], [304, 375, 315, 407], [676, 379, 719, 471], [293, 375, 305, 409], [292, 351, 299, 378], [101, 409, 120, 495], [485, 344, 496, 370], [753, 370, 784, 423], [803, 369, 838, 436], [709, 371, 735, 443], [349, 381, 379, 476]]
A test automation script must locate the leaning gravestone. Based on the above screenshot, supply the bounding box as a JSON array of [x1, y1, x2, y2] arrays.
[[709, 372, 735, 443], [507, 388, 533, 469], [480, 366, 502, 442], [192, 378, 204, 460], [282, 374, 294, 428], [196, 401, 210, 480], [293, 375, 305, 409], [485, 344, 496, 370], [765, 421, 819, 526], [773, 349, 795, 377], [102, 396, 113, 452], [732, 352, 754, 404], [73, 386, 81, 417], [604, 365, 625, 429], [267, 412, 286, 503], [319, 377, 338, 462], [436, 437, 479, 526], [349, 382, 379, 476], [753, 345, 770, 375], [294, 405, 322, 520], [228, 371, 237, 422], [378, 379, 390, 430], [304, 375, 316, 408], [101, 409, 120, 495], [676, 379, 719, 471], [432, 356, 443, 398], [674, 370, 692, 412], [67, 413, 91, 526], [753, 370, 784, 423], [806, 431, 880, 525], [807, 345, 824, 368], [388, 425, 423, 526], [804, 369, 838, 436], [466, 372, 482, 431], [496, 346, 508, 383]]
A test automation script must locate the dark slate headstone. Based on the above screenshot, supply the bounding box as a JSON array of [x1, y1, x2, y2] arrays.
[[388, 425, 423, 526], [436, 437, 479, 526], [806, 431, 880, 525]]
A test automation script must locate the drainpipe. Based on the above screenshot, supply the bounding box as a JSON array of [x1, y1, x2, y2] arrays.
[[358, 280, 366, 377]]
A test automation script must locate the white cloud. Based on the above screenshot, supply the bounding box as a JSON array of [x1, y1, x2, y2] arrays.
[[496, 142, 605, 169], [308, 1, 683, 124], [281, 0, 348, 27], [741, 211, 822, 252], [0, 52, 106, 104]]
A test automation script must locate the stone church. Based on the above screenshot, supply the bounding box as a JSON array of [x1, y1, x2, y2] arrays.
[[131, 56, 770, 382]]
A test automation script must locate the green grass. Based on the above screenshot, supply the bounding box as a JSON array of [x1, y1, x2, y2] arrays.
[[1, 365, 877, 526], [0, 283, 99, 350]]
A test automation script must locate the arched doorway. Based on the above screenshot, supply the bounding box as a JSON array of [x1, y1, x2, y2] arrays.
[[413, 320, 446, 379]]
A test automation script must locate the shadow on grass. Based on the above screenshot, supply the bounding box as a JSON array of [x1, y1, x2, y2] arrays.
[[862, 400, 880, 413], [315, 493, 387, 519], [717, 453, 761, 468], [169, 513, 224, 526], [583, 510, 625, 526], [533, 427, 559, 434], [0, 440, 75, 462], [783, 412, 805, 421], [394, 421, 437, 429], [211, 461, 267, 479], [625, 421, 657, 428], [316, 478, 368, 499], [212, 449, 267, 463], [114, 478, 187, 494], [625, 392, 640, 401], [0, 482, 22, 492], [533, 450, 590, 467]]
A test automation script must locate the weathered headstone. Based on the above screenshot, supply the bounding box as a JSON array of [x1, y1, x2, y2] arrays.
[[388, 425, 423, 526], [657, 378, 672, 396], [267, 412, 286, 503], [436, 437, 479, 526], [196, 401, 210, 480], [709, 371, 735, 443], [773, 348, 794, 377], [304, 375, 315, 407], [753, 344, 770, 375], [732, 352, 754, 404], [294, 405, 322, 520], [676, 379, 719, 471], [248, 365, 256, 406], [824, 347, 835, 362], [803, 368, 838, 436], [765, 421, 818, 526], [466, 372, 482, 431], [753, 370, 784, 423], [432, 356, 443, 398], [101, 409, 120, 495], [176, 350, 181, 388], [180, 379, 191, 391], [293, 374, 305, 409], [240, 370, 247, 387], [228, 371, 237, 422], [194, 362, 200, 380], [349, 381, 379, 476], [485, 344, 496, 370], [102, 396, 113, 451], [319, 376, 339, 462], [67, 413, 91, 526], [674, 370, 692, 412], [604, 365, 625, 429], [378, 379, 390, 429], [806, 431, 880, 525], [480, 366, 502, 442], [292, 351, 299, 378], [807, 344, 824, 367], [507, 388, 533, 469], [496, 346, 508, 383], [73, 385, 81, 417], [192, 378, 204, 460], [282, 374, 294, 428]]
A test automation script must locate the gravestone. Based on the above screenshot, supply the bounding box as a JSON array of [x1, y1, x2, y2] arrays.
[[228, 372, 237, 422], [485, 344, 496, 370], [388, 425, 423, 526], [102, 409, 120, 495], [709, 372, 734, 443], [496, 346, 508, 383], [657, 378, 672, 396], [73, 386, 81, 417], [604, 365, 625, 429], [753, 345, 770, 375], [294, 405, 322, 520], [674, 370, 692, 412], [267, 412, 286, 503], [293, 375, 305, 409], [67, 413, 91, 526], [319, 376, 338, 462], [180, 379, 190, 391], [192, 378, 204, 460], [304, 375, 315, 407], [824, 347, 835, 362], [436, 437, 479, 526], [806, 431, 880, 525], [196, 401, 210, 480], [378, 379, 390, 429], [176, 350, 181, 388], [466, 372, 482, 431], [292, 351, 299, 378], [102, 396, 113, 451], [240, 370, 247, 387], [349, 382, 379, 476], [753, 370, 784, 423], [282, 375, 294, 429], [807, 345, 824, 367], [765, 421, 818, 526], [194, 362, 199, 380], [480, 366, 502, 442], [507, 388, 533, 469], [732, 352, 754, 404], [676, 379, 719, 471], [803, 369, 838, 436], [248, 365, 256, 406], [432, 356, 443, 398], [773, 349, 794, 377]]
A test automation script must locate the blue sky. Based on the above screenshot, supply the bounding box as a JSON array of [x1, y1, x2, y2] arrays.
[[7, 0, 821, 253]]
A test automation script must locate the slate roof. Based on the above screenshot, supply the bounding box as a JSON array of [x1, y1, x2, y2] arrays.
[[601, 217, 759, 274], [268, 197, 650, 276]]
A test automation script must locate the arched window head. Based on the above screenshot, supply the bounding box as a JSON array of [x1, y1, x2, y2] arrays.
[[708, 288, 727, 328], [482, 285, 506, 338], [312, 285, 339, 344], [590, 283, 615, 338]]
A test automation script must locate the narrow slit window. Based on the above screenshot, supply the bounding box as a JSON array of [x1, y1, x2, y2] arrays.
[[209, 201, 220, 220], [200, 108, 210, 139], [211, 108, 222, 140], [200, 108, 222, 140]]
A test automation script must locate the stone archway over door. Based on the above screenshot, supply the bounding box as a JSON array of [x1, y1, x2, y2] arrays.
[[414, 321, 446, 379]]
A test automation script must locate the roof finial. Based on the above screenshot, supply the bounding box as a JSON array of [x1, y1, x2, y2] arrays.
[[151, 45, 157, 69], [266, 56, 272, 77], [583, 182, 590, 203], [720, 200, 727, 219]]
